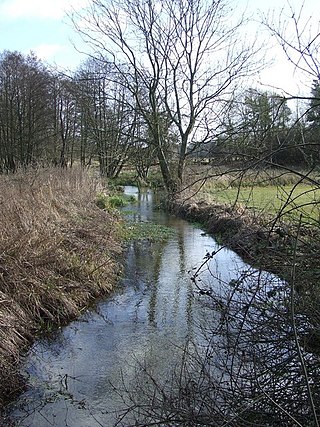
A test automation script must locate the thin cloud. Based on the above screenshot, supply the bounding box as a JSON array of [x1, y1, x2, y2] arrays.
[[31, 43, 64, 61], [0, 0, 88, 20]]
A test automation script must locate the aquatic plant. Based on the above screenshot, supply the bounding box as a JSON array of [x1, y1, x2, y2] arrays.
[[124, 221, 176, 242]]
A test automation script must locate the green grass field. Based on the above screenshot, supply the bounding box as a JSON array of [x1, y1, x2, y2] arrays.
[[116, 166, 320, 224], [199, 183, 320, 224]]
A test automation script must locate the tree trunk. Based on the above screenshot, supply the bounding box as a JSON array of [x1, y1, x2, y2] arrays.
[[157, 146, 178, 196]]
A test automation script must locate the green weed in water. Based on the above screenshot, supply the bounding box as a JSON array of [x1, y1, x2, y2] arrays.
[[109, 194, 136, 208], [96, 193, 136, 210], [124, 221, 176, 242]]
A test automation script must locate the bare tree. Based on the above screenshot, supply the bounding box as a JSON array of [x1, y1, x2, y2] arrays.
[[49, 74, 78, 167], [75, 59, 138, 177], [71, 0, 259, 194], [0, 51, 52, 172], [263, 2, 319, 85]]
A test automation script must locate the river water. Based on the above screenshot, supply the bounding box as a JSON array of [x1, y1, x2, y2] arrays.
[[6, 187, 287, 426]]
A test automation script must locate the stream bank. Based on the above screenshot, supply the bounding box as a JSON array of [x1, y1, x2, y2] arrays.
[[172, 198, 320, 357], [172, 198, 318, 286], [0, 168, 123, 419]]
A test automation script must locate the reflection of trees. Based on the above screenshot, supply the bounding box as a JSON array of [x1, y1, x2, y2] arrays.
[[114, 254, 320, 426], [126, 196, 196, 335], [147, 240, 162, 327], [147, 225, 195, 337]]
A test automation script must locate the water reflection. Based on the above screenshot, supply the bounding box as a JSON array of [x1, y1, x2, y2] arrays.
[[6, 187, 285, 426]]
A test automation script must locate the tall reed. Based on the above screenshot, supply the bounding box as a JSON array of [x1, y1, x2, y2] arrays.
[[0, 167, 122, 409]]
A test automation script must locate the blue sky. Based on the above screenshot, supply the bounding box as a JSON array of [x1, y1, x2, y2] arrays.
[[0, 0, 87, 70], [0, 0, 318, 94]]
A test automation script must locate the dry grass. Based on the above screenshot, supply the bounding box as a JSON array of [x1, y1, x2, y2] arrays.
[[0, 167, 123, 409], [185, 163, 318, 188]]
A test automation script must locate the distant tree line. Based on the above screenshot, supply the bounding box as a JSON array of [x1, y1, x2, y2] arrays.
[[191, 86, 320, 168], [0, 50, 138, 176], [0, 48, 319, 177]]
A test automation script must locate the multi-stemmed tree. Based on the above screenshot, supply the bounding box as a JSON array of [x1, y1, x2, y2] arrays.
[[72, 0, 259, 194]]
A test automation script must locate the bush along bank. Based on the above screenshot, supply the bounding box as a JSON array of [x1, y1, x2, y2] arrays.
[[0, 168, 123, 416]]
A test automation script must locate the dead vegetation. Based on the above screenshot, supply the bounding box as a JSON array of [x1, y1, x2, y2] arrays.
[[0, 167, 123, 411]]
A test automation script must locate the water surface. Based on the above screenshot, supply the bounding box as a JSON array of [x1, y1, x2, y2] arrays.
[[7, 186, 279, 426]]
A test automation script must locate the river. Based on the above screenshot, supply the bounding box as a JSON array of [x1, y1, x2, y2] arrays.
[[6, 186, 311, 426]]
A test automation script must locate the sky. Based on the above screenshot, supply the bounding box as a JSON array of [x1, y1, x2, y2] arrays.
[[0, 0, 318, 95], [0, 0, 88, 70]]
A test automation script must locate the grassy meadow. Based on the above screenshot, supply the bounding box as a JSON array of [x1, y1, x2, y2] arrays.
[[189, 167, 320, 225], [200, 184, 320, 223]]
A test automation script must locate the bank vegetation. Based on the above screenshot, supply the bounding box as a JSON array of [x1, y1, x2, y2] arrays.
[[0, 0, 320, 423], [0, 167, 122, 413]]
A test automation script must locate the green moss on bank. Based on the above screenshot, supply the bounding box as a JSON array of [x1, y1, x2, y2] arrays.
[[96, 192, 136, 210]]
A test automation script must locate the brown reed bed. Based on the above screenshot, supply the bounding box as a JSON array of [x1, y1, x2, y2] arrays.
[[0, 167, 123, 412]]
